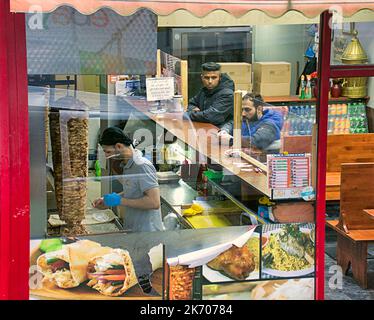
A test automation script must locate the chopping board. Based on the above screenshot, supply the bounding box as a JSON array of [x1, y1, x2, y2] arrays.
[[48, 208, 117, 227], [29, 243, 163, 300]]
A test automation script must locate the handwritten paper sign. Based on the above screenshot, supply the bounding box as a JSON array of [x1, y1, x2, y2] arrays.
[[146, 77, 174, 101]]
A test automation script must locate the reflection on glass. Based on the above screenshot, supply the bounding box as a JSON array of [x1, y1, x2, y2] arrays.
[[332, 21, 373, 65]]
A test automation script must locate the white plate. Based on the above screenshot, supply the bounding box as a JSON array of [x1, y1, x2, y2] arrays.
[[92, 212, 112, 223], [203, 265, 260, 283], [203, 233, 260, 283], [262, 227, 315, 278]]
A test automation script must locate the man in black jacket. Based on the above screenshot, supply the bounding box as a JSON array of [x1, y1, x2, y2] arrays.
[[185, 62, 234, 127]]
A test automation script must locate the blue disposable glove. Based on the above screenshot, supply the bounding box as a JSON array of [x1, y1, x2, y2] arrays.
[[103, 193, 121, 207]]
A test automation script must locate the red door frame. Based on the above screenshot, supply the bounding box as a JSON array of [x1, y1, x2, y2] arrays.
[[1, 4, 374, 300], [0, 0, 30, 300], [315, 11, 332, 301]]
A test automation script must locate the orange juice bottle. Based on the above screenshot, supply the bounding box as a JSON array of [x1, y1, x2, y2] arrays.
[[336, 104, 342, 116], [341, 104, 348, 115], [345, 118, 350, 133], [330, 104, 337, 116]]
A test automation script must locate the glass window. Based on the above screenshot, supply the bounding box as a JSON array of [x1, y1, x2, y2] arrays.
[[27, 5, 354, 301]]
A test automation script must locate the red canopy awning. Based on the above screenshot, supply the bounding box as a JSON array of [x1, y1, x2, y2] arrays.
[[10, 0, 374, 18]]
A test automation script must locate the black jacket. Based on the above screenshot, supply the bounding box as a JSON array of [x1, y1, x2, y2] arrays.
[[186, 73, 234, 127]]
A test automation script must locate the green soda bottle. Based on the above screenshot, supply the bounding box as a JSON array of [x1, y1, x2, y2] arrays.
[[95, 160, 101, 181]]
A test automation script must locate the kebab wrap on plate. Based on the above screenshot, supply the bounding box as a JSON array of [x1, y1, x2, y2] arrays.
[[37, 240, 112, 289], [86, 249, 138, 297]]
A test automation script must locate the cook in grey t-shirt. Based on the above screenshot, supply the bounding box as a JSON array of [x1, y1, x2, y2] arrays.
[[118, 150, 164, 232]]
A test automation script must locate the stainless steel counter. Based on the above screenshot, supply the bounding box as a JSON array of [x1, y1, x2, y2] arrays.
[[159, 179, 198, 206]]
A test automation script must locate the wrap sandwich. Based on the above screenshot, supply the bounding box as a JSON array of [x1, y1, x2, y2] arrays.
[[37, 240, 112, 288], [86, 249, 138, 296]]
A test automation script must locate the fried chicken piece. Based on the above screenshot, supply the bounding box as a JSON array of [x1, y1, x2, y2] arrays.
[[207, 245, 255, 280]]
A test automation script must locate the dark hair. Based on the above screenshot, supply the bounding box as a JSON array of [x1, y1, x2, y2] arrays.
[[201, 62, 221, 72], [242, 93, 264, 109], [99, 126, 133, 147]]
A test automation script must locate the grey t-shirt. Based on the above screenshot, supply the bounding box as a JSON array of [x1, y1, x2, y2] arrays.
[[119, 151, 164, 232]]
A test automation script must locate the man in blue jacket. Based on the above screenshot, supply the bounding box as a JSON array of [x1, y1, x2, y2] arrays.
[[185, 62, 234, 127], [219, 93, 284, 153]]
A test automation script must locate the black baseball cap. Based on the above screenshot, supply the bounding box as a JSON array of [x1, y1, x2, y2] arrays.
[[201, 62, 221, 72], [99, 127, 133, 147]]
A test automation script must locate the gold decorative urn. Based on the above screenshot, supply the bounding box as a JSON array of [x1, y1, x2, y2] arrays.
[[341, 31, 368, 98]]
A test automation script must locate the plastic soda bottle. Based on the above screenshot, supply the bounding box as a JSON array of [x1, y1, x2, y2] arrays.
[[336, 104, 342, 116], [293, 118, 300, 135], [328, 117, 334, 134], [95, 160, 101, 181], [330, 104, 336, 116], [341, 104, 347, 115]]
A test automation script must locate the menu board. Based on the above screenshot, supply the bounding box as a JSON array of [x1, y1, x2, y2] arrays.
[[267, 154, 312, 200]]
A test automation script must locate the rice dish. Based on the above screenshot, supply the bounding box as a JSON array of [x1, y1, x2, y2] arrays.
[[262, 232, 314, 271], [246, 237, 260, 271]]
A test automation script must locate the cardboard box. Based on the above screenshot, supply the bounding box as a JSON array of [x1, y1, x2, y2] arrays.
[[235, 83, 252, 92], [253, 82, 290, 97], [253, 62, 291, 84], [219, 62, 251, 84]]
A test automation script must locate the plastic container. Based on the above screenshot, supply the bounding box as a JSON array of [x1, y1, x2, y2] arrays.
[[203, 169, 223, 181], [170, 95, 184, 113]]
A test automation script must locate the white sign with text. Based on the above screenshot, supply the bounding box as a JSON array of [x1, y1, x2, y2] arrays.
[[146, 77, 174, 102]]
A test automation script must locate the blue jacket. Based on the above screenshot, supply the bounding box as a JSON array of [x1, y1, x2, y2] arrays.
[[242, 109, 283, 140], [221, 109, 284, 151]]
